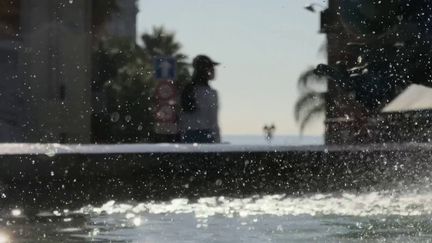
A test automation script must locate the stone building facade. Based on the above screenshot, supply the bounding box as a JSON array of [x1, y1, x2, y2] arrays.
[[0, 0, 137, 143]]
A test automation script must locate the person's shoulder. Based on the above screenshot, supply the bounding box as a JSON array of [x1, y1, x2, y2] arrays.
[[205, 85, 218, 93], [196, 85, 216, 93], [204, 86, 218, 97]]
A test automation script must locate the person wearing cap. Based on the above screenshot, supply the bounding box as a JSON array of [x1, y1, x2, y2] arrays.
[[179, 55, 221, 143]]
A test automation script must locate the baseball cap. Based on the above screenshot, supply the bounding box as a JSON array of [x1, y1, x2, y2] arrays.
[[192, 55, 220, 69]]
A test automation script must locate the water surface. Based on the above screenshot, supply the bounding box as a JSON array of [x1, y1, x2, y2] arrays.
[[2, 187, 432, 242]]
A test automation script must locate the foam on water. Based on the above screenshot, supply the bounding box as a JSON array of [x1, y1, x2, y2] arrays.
[[78, 187, 432, 219]]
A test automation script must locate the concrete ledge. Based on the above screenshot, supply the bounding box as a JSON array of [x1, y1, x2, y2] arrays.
[[0, 143, 430, 209]]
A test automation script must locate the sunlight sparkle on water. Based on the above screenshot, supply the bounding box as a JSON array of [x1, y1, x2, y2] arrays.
[[133, 217, 142, 226], [79, 187, 432, 219]]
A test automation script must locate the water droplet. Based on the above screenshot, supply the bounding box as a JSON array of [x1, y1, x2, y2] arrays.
[[11, 209, 21, 217], [110, 112, 120, 123], [0, 232, 10, 243], [125, 115, 132, 123], [215, 179, 223, 186], [133, 217, 142, 226], [45, 150, 56, 157]]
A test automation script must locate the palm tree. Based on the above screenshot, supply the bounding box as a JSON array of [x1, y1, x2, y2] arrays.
[[141, 26, 190, 86], [92, 38, 155, 143], [142, 27, 182, 56], [92, 26, 191, 143], [294, 67, 326, 133]]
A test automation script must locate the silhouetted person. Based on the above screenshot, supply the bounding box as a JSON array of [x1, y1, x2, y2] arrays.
[[179, 55, 220, 143]]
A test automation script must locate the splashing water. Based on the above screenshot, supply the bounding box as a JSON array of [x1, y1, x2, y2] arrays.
[[62, 188, 432, 242], [79, 189, 432, 218], [2, 187, 432, 242]]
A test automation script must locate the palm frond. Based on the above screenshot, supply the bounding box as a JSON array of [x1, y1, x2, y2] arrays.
[[299, 105, 325, 133], [294, 91, 325, 121], [141, 26, 183, 57], [297, 67, 327, 91]]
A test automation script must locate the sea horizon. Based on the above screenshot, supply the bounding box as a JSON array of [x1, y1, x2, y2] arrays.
[[222, 134, 324, 145]]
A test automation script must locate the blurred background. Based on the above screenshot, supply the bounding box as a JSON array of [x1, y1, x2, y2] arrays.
[[5, 0, 431, 145], [0, 0, 326, 145]]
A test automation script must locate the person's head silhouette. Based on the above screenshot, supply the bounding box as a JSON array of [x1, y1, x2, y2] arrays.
[[192, 55, 219, 82]]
